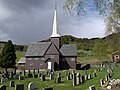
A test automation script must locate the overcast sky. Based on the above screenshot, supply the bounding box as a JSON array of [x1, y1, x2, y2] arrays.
[[0, 0, 105, 44]]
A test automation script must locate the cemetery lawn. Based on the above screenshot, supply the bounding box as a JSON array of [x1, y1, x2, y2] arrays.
[[0, 67, 120, 90]]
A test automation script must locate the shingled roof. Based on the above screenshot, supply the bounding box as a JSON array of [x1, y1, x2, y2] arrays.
[[25, 42, 51, 56], [60, 44, 77, 56]]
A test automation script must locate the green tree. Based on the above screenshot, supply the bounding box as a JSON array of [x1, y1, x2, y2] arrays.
[[92, 40, 109, 62], [0, 40, 16, 72]]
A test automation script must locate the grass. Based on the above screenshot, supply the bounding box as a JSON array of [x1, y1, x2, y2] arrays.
[[0, 67, 120, 90]]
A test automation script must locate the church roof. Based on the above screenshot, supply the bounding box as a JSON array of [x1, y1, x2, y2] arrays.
[[60, 44, 77, 56], [25, 42, 77, 57], [25, 42, 51, 56]]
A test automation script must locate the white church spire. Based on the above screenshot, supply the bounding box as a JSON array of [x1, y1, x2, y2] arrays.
[[51, 3, 60, 37]]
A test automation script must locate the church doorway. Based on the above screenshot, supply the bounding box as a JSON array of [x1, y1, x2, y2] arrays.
[[47, 62, 52, 69]]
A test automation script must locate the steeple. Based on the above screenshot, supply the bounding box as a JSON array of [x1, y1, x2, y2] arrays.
[[50, 3, 60, 37]]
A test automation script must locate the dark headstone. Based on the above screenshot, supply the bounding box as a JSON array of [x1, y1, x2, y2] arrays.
[[15, 84, 24, 90], [28, 82, 35, 90], [105, 75, 109, 81], [9, 80, 15, 87], [38, 73, 42, 78], [33, 74, 38, 78], [14, 74, 20, 79], [41, 75, 45, 81], [43, 87, 53, 90], [85, 75, 88, 81], [100, 79, 104, 86], [93, 72, 97, 77], [89, 85, 96, 90], [27, 74, 33, 78], [50, 74, 54, 80], [37, 69, 39, 74], [0, 85, 6, 90], [19, 76, 24, 80], [33, 69, 35, 75], [88, 74, 92, 80], [77, 75, 80, 85], [28, 70, 31, 74], [57, 72, 61, 78], [67, 75, 70, 80], [80, 76, 85, 83], [72, 73, 76, 86], [1, 77, 8, 83], [55, 77, 61, 84]]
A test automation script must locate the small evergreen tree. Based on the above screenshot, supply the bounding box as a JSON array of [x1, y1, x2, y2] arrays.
[[0, 40, 16, 72]]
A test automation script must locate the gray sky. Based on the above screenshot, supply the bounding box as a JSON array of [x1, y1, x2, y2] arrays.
[[0, 0, 105, 44]]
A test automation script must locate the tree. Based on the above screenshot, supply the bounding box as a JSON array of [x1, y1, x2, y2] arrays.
[[92, 40, 109, 62], [0, 40, 16, 72], [63, 0, 120, 33]]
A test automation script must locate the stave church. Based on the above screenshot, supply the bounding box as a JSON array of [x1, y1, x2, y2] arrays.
[[18, 7, 77, 71]]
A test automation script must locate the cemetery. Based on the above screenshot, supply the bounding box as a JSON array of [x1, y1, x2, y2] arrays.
[[0, 66, 120, 90], [0, 0, 120, 90]]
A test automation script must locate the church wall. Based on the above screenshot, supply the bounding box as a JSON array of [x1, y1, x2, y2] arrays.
[[60, 57, 76, 70], [25, 57, 45, 70]]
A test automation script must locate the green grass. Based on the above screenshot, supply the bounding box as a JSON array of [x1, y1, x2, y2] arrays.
[[16, 51, 25, 63], [0, 67, 120, 90]]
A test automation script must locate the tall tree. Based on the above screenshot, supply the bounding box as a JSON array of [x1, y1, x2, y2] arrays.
[[0, 40, 16, 72]]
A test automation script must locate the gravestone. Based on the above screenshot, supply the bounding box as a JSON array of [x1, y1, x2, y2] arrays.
[[93, 72, 97, 77], [77, 74, 80, 85], [14, 74, 19, 79], [43, 87, 53, 90], [28, 70, 31, 74], [13, 69, 16, 75], [72, 73, 76, 86], [33, 69, 35, 75], [15, 84, 24, 90], [1, 77, 8, 83], [85, 75, 88, 81], [28, 82, 35, 90], [55, 77, 61, 83], [0, 85, 6, 90], [100, 79, 104, 86], [37, 69, 39, 74], [49, 73, 54, 80], [89, 85, 96, 90], [80, 76, 85, 83], [33, 74, 38, 78], [38, 73, 41, 78], [9, 80, 15, 87], [41, 75, 45, 81], [105, 75, 109, 81], [27, 74, 33, 78], [10, 72, 14, 78], [88, 74, 91, 80], [57, 72, 61, 78], [67, 75, 70, 80], [65, 72, 68, 76], [19, 76, 24, 80]]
